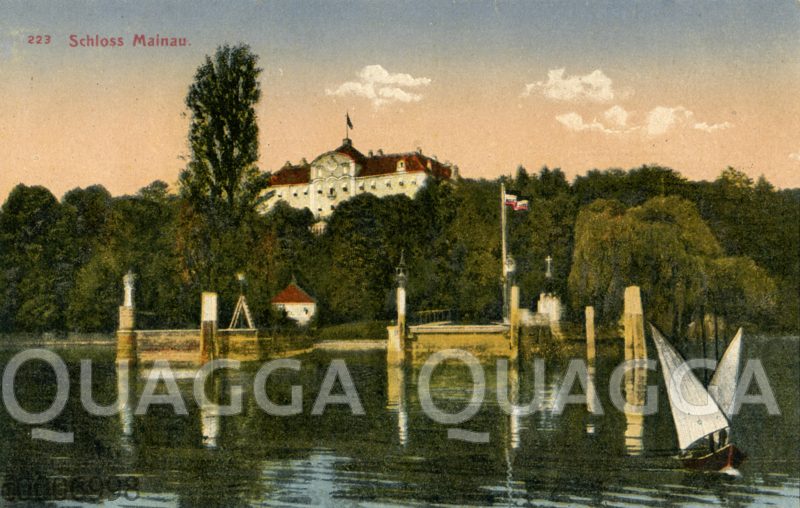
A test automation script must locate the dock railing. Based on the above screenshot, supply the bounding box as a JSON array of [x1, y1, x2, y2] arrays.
[[410, 308, 455, 325]]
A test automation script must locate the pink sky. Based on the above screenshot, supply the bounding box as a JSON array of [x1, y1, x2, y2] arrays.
[[1, 2, 798, 201]]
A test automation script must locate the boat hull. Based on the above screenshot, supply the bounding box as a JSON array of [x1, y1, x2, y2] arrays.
[[681, 444, 746, 471]]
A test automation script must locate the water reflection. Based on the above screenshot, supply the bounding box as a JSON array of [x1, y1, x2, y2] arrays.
[[386, 359, 408, 446], [117, 362, 133, 441], [200, 385, 220, 449], [0, 339, 795, 506]]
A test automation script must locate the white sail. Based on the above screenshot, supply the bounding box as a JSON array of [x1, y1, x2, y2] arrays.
[[708, 328, 743, 417], [650, 325, 730, 450]]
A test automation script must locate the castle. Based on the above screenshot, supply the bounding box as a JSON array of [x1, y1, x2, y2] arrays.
[[262, 138, 457, 219]]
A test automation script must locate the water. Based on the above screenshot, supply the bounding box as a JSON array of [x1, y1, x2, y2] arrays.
[[0, 336, 797, 506]]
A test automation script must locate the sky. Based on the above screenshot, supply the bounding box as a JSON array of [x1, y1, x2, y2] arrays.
[[1, 0, 799, 201]]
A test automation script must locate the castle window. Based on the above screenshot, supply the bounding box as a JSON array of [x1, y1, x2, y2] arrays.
[[359, 184, 364, 191], [318, 189, 323, 194], [397, 160, 405, 171], [399, 180, 404, 186], [343, 185, 348, 193], [386, 182, 391, 188], [371, 182, 376, 190], [293, 191, 298, 197], [412, 180, 417, 185]]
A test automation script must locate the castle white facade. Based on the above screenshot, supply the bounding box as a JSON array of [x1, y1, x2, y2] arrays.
[[262, 138, 456, 218]]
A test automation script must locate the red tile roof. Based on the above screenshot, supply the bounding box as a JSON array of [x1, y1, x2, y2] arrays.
[[270, 163, 310, 186], [268, 141, 452, 186], [334, 140, 367, 163], [271, 283, 316, 304]]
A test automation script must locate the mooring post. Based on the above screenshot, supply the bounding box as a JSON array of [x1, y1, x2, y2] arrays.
[[388, 253, 408, 363], [200, 292, 218, 363], [623, 286, 646, 361], [623, 285, 648, 407], [397, 284, 406, 340], [387, 283, 407, 363], [116, 270, 137, 365], [585, 306, 596, 363]]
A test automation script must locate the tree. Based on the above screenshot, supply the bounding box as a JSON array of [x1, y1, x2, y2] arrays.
[[0, 185, 70, 332], [568, 196, 729, 335], [179, 44, 268, 224], [177, 44, 270, 300]]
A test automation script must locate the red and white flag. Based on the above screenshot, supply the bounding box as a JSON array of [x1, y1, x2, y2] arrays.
[[514, 200, 529, 211], [504, 193, 517, 206]]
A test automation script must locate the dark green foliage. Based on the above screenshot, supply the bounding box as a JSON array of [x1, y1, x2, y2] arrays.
[[569, 195, 779, 335], [0, 158, 796, 334], [176, 44, 272, 321], [0, 185, 71, 332], [180, 44, 268, 224], [66, 184, 193, 331]]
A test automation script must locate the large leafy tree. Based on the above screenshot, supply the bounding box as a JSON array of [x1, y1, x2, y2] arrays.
[[0, 185, 71, 331], [568, 195, 777, 336], [177, 44, 270, 307], [179, 44, 268, 224]]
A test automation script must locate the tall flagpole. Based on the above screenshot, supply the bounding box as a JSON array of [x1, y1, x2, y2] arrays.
[[501, 182, 509, 323]]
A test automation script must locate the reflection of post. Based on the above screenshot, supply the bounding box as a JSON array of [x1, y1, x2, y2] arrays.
[[507, 357, 521, 449], [201, 375, 221, 449], [624, 411, 645, 455], [117, 362, 133, 442], [117, 271, 137, 365], [200, 292, 218, 363], [386, 361, 408, 446], [586, 364, 598, 434]]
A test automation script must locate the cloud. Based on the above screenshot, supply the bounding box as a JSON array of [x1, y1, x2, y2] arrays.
[[556, 112, 606, 132], [693, 121, 733, 133], [523, 68, 615, 102], [643, 106, 734, 136], [326, 64, 431, 107], [554, 104, 733, 137], [790, 151, 800, 162], [644, 106, 694, 136], [556, 106, 635, 134], [603, 105, 629, 128]]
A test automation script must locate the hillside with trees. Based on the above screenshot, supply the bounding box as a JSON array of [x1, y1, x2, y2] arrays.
[[0, 164, 796, 338]]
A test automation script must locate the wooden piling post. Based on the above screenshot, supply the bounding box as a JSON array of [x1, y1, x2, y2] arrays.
[[585, 306, 596, 363], [623, 286, 646, 361], [200, 292, 218, 363], [623, 286, 648, 407]]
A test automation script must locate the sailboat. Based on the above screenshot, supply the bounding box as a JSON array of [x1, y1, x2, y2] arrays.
[[650, 325, 746, 472], [708, 328, 744, 418]]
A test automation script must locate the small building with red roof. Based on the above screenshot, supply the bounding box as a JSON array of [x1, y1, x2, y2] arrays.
[[271, 282, 317, 325], [262, 137, 457, 222]]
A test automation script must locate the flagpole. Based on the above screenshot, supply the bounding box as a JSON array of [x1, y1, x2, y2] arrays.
[[501, 182, 509, 323]]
